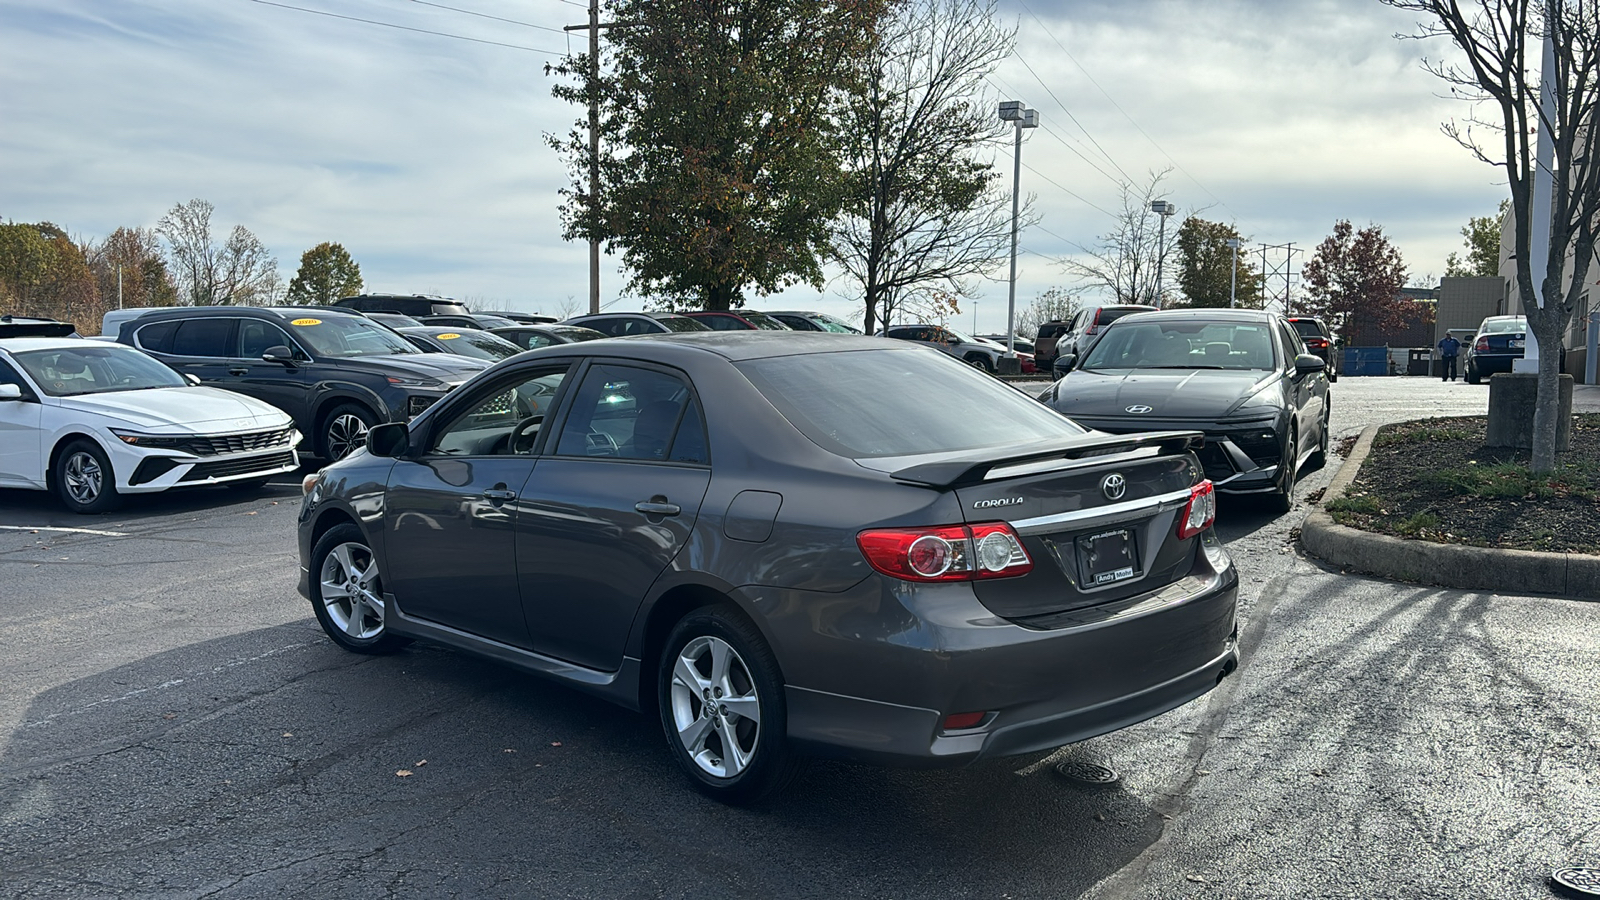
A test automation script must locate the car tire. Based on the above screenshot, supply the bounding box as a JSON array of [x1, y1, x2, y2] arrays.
[[1268, 429, 1297, 514], [657, 605, 804, 805], [1306, 405, 1330, 472], [53, 439, 122, 514], [1465, 362, 1480, 385], [320, 403, 377, 461], [964, 353, 995, 373], [309, 523, 411, 655], [1326, 362, 1337, 383]]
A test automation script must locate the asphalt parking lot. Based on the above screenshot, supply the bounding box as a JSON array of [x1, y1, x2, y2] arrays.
[[3, 376, 1597, 899]]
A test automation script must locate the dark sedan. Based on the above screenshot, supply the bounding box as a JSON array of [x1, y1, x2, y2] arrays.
[[492, 324, 609, 351], [298, 333, 1238, 803], [1464, 315, 1529, 384], [1040, 309, 1330, 513], [399, 326, 523, 361]]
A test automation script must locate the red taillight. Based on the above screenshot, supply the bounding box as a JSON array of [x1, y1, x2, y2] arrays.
[[1476, 337, 1490, 352], [1306, 337, 1328, 349], [857, 522, 1033, 582], [1177, 480, 1216, 539], [1086, 309, 1103, 335], [942, 711, 987, 730]]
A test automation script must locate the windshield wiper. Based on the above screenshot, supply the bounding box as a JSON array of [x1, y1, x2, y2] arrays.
[[1141, 364, 1226, 370]]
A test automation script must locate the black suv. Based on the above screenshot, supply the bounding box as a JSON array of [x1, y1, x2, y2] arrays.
[[1285, 317, 1337, 382], [335, 294, 472, 318], [116, 307, 489, 460]]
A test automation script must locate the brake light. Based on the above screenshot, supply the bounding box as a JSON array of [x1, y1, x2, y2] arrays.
[[1306, 337, 1328, 350], [1177, 480, 1216, 539], [1086, 309, 1103, 335], [857, 522, 1033, 582], [1476, 337, 1490, 352]]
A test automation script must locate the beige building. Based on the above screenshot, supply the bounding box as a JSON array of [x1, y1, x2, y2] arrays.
[[1497, 208, 1600, 381]]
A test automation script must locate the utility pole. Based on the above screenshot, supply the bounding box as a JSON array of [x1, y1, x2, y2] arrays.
[[117, 263, 123, 310], [1226, 238, 1240, 308], [1150, 200, 1176, 307], [566, 0, 603, 315], [998, 100, 1038, 375], [1257, 242, 1299, 315]]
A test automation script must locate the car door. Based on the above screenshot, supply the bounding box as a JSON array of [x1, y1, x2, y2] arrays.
[[228, 318, 312, 419], [0, 357, 43, 487], [382, 361, 578, 647], [144, 317, 238, 385], [1276, 320, 1322, 445], [515, 361, 711, 671]]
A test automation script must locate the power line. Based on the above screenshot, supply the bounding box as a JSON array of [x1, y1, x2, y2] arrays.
[[983, 75, 1123, 188], [1020, 161, 1118, 218], [401, 0, 570, 35], [1011, 0, 1238, 220], [243, 0, 565, 54], [1011, 50, 1132, 183]]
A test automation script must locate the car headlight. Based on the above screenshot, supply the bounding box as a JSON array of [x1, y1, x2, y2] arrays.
[[386, 375, 448, 390], [109, 428, 184, 448]]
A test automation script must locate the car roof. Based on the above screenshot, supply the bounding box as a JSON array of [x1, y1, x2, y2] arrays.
[[1113, 308, 1275, 322], [0, 336, 119, 353], [130, 305, 367, 321], [522, 330, 895, 364], [400, 325, 501, 337]]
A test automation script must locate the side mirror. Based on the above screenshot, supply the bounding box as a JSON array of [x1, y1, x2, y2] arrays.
[[0, 383, 22, 401], [1056, 353, 1077, 372], [366, 422, 410, 458], [1294, 353, 1327, 376], [262, 345, 296, 365], [183, 373, 202, 386]]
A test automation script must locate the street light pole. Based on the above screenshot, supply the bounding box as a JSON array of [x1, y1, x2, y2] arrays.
[[1150, 199, 1175, 308], [998, 100, 1038, 375], [1226, 238, 1241, 308]]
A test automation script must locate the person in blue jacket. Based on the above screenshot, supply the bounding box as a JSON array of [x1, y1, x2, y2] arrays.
[[1438, 333, 1461, 381]]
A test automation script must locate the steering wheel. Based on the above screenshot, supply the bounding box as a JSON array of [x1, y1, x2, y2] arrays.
[[509, 416, 544, 454], [585, 431, 618, 457]]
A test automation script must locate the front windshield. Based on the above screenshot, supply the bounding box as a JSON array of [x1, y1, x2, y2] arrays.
[[286, 315, 422, 358], [473, 314, 517, 328], [1480, 318, 1526, 334], [426, 330, 522, 361], [549, 326, 607, 342], [813, 313, 862, 334], [1081, 320, 1279, 371], [741, 312, 790, 331], [14, 345, 186, 397], [656, 315, 712, 333]]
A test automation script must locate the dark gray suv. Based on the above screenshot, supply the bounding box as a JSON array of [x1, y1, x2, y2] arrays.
[[117, 307, 488, 460], [298, 333, 1237, 803]]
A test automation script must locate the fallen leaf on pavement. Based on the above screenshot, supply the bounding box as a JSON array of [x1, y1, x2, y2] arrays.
[[396, 769, 412, 777]]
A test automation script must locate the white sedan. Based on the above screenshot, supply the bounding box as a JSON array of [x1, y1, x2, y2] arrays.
[[0, 337, 302, 513]]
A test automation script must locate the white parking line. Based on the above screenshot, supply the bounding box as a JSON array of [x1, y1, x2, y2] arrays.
[[0, 525, 129, 537]]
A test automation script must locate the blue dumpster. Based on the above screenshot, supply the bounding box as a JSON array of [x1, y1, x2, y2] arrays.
[[1342, 347, 1388, 376]]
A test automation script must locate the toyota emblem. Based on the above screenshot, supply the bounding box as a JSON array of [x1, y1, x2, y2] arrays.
[[1101, 473, 1127, 501], [1125, 404, 1153, 414]]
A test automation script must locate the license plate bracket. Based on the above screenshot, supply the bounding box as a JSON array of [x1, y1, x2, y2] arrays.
[[1076, 527, 1141, 587]]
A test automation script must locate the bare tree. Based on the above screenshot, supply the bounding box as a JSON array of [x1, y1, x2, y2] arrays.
[[1058, 169, 1179, 306], [1381, 0, 1600, 472], [832, 0, 1020, 335], [158, 199, 281, 306], [1016, 286, 1081, 337]]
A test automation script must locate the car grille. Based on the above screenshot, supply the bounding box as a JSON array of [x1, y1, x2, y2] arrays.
[[408, 395, 439, 418], [178, 450, 297, 482], [175, 428, 294, 457]]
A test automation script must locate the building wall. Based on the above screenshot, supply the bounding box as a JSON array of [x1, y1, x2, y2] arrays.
[[1436, 276, 1508, 345], [1498, 204, 1600, 381]]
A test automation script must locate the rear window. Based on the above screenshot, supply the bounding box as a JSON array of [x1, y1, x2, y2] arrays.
[[655, 315, 711, 333], [1098, 308, 1151, 326], [1480, 318, 1526, 334], [1288, 320, 1325, 338], [1036, 323, 1067, 339], [736, 348, 1084, 459]]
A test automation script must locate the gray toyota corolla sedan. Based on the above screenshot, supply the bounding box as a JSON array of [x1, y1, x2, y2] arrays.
[[297, 332, 1238, 803]]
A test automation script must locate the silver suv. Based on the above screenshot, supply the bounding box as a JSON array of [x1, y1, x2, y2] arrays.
[[882, 324, 1003, 372]]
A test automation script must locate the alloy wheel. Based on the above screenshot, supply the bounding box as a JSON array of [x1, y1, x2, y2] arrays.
[[668, 635, 762, 779], [319, 542, 385, 640], [63, 451, 103, 505], [326, 414, 370, 460]]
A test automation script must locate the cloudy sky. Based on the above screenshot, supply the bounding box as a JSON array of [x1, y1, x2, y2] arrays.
[[0, 0, 1508, 332]]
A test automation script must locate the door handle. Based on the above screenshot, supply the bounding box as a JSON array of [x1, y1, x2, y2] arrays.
[[635, 500, 681, 516], [483, 488, 517, 502], [228, 367, 249, 376]]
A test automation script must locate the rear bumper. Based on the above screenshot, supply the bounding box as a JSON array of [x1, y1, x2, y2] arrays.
[[762, 533, 1239, 767]]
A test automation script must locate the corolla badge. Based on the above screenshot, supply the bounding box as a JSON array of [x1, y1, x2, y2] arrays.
[[1125, 405, 1154, 414], [973, 497, 1025, 509], [1100, 473, 1127, 501]]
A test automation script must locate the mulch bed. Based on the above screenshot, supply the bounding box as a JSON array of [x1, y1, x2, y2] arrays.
[[1327, 414, 1600, 554]]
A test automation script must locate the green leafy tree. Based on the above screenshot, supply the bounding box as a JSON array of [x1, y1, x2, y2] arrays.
[[1301, 220, 1410, 339], [1443, 199, 1508, 277], [286, 242, 363, 305], [1173, 216, 1263, 308], [832, 0, 1017, 335], [550, 0, 887, 310], [0, 221, 101, 329]]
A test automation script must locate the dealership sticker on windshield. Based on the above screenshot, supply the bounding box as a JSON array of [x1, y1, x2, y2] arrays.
[[437, 333, 461, 340], [290, 318, 321, 326]]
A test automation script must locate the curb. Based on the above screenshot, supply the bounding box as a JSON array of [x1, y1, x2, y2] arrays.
[[1300, 424, 1600, 600]]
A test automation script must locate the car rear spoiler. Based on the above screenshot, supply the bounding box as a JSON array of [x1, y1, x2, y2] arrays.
[[889, 431, 1205, 489], [0, 322, 77, 338]]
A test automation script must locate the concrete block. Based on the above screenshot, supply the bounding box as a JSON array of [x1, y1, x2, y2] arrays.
[[996, 356, 1022, 376], [1485, 373, 1572, 450]]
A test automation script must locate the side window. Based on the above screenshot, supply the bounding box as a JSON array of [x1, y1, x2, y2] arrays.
[[1278, 322, 1304, 364], [555, 364, 700, 462], [0, 358, 36, 399], [135, 320, 179, 354], [171, 319, 237, 357], [522, 333, 553, 350], [430, 366, 572, 456], [239, 320, 293, 358], [704, 315, 740, 331]]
